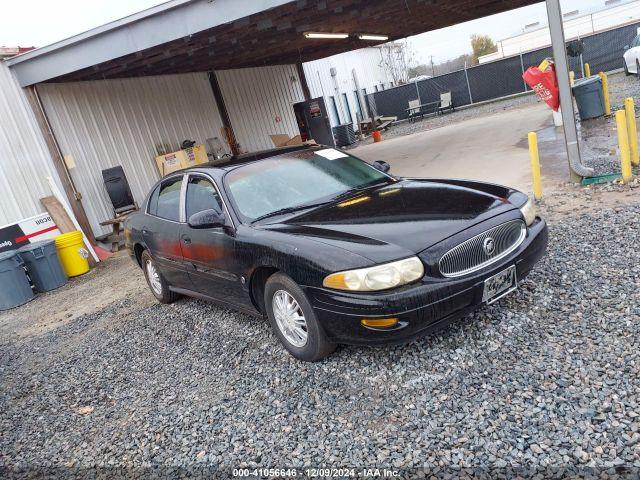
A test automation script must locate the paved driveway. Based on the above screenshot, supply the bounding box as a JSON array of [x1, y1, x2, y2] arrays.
[[353, 103, 555, 193]]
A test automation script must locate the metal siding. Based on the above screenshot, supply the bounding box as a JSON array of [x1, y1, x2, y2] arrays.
[[0, 61, 62, 226], [37, 73, 227, 237], [215, 65, 305, 153], [303, 47, 393, 127]]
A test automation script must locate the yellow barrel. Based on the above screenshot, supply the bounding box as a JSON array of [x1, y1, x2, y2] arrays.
[[54, 231, 90, 277]]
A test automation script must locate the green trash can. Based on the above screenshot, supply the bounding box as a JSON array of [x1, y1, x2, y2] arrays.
[[18, 239, 68, 292], [0, 250, 34, 310], [572, 76, 605, 120]]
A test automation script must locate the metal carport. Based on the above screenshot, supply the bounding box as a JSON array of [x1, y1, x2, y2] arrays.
[[6, 0, 587, 239]]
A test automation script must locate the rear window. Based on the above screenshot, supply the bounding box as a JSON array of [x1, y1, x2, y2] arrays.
[[154, 177, 183, 222]]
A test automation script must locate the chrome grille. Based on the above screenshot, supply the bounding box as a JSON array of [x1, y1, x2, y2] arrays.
[[439, 220, 526, 277]]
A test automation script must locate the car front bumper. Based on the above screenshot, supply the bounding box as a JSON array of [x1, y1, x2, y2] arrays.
[[303, 218, 548, 345]]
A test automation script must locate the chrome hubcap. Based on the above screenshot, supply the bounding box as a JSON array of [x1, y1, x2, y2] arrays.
[[146, 259, 162, 295], [272, 290, 308, 348]]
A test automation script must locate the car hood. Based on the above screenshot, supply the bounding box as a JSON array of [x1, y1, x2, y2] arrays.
[[261, 179, 520, 263]]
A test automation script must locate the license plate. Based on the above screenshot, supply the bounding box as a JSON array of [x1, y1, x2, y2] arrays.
[[482, 265, 517, 304]]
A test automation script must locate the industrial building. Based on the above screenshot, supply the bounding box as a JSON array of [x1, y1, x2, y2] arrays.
[[480, 0, 640, 63]]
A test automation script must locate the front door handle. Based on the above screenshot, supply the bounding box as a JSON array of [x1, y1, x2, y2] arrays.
[[182, 236, 192, 245]]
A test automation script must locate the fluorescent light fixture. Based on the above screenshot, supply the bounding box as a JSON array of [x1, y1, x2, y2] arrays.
[[304, 32, 349, 39], [358, 34, 389, 41]]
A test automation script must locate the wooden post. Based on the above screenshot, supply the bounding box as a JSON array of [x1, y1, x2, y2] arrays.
[[24, 86, 96, 245], [208, 71, 240, 155], [296, 62, 311, 101]]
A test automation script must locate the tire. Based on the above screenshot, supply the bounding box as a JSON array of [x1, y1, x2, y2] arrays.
[[264, 272, 336, 361], [624, 60, 631, 76], [141, 250, 179, 304], [636, 60, 640, 79]]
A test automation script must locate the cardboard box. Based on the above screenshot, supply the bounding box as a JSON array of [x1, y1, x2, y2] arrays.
[[270, 134, 305, 147], [155, 144, 208, 176]]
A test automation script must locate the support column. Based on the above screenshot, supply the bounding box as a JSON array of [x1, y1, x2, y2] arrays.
[[24, 86, 96, 243], [296, 62, 311, 101], [546, 0, 594, 181], [208, 71, 240, 155]]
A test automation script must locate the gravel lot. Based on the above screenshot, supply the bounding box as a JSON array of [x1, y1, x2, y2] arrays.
[[578, 73, 640, 176], [1, 184, 639, 477]]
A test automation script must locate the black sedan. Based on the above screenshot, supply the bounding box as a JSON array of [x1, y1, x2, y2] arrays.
[[125, 145, 547, 361]]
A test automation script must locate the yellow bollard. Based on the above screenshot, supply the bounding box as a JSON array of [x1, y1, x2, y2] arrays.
[[528, 132, 543, 201], [584, 63, 591, 78], [616, 110, 633, 183], [569, 71, 575, 87], [625, 97, 640, 166], [599, 72, 612, 116]]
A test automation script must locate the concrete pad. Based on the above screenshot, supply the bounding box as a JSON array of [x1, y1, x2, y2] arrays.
[[352, 103, 560, 193]]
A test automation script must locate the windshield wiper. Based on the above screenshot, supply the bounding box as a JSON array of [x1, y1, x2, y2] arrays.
[[251, 181, 392, 224], [251, 202, 328, 224]]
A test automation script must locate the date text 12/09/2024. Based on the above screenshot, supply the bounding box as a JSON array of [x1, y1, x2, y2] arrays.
[[232, 468, 400, 478]]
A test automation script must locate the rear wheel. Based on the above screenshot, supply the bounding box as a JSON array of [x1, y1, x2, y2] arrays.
[[636, 60, 640, 79], [141, 250, 179, 304], [624, 59, 631, 76], [264, 273, 336, 361]]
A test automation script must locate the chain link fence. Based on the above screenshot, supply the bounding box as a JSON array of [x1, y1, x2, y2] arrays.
[[366, 21, 640, 121]]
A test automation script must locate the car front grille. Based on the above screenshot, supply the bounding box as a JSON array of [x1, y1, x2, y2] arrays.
[[439, 220, 526, 278]]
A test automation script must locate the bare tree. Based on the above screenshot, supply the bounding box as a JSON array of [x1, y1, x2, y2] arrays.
[[377, 41, 411, 85]]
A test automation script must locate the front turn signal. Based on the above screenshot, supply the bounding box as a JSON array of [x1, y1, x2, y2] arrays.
[[361, 318, 399, 328]]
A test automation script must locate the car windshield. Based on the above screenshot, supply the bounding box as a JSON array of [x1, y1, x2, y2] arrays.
[[225, 148, 391, 222]]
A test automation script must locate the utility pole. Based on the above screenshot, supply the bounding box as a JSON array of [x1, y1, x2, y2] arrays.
[[546, 0, 593, 181], [430, 56, 435, 77]]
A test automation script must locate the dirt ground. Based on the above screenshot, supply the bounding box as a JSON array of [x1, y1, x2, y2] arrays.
[[0, 252, 153, 341]]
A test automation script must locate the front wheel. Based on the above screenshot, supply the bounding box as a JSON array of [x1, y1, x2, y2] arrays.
[[264, 273, 336, 361], [624, 59, 631, 76]]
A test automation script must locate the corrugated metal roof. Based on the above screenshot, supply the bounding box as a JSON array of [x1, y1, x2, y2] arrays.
[[37, 72, 227, 236], [216, 65, 305, 153], [0, 61, 62, 227]]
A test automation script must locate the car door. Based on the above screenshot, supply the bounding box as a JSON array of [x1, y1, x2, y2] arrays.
[[179, 174, 246, 306], [142, 174, 191, 288], [625, 35, 640, 73]]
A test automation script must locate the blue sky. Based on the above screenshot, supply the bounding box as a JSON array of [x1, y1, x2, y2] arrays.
[[0, 0, 613, 63]]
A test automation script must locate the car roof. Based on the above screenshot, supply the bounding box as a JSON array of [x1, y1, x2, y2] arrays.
[[186, 144, 322, 177]]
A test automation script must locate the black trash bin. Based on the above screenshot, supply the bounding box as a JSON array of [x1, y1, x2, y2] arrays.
[[572, 76, 605, 120], [18, 240, 68, 292], [0, 250, 34, 310]]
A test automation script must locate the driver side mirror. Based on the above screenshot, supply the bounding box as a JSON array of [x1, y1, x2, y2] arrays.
[[372, 160, 391, 173], [188, 209, 226, 229]]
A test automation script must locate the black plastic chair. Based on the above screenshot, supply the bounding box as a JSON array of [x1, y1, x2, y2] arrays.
[[102, 166, 137, 215]]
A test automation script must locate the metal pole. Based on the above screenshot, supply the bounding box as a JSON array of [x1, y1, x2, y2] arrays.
[[414, 79, 422, 105], [519, 51, 527, 92], [464, 61, 473, 104], [546, 0, 593, 181]]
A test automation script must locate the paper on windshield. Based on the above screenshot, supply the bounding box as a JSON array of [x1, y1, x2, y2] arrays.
[[315, 148, 348, 160]]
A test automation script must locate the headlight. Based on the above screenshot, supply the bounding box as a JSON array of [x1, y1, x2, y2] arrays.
[[520, 198, 537, 226], [323, 257, 424, 292]]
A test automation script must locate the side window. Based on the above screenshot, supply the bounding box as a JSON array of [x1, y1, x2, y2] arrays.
[[635, 35, 640, 47], [147, 185, 160, 216], [186, 176, 224, 219], [156, 177, 183, 222]]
